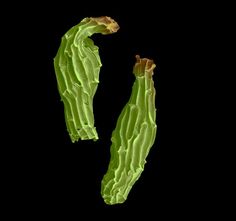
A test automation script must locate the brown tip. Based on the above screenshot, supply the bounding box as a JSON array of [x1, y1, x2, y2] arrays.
[[133, 55, 156, 77], [90, 16, 120, 34]]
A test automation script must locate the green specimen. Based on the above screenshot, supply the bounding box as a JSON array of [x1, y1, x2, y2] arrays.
[[54, 17, 119, 142], [101, 55, 157, 205]]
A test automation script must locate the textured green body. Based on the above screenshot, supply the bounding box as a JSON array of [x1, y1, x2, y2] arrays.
[[54, 17, 119, 142], [101, 56, 157, 204]]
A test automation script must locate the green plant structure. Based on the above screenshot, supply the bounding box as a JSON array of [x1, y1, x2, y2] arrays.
[[101, 55, 157, 205], [54, 16, 119, 142]]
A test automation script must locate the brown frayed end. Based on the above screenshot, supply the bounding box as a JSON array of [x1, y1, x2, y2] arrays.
[[90, 16, 120, 34], [133, 55, 156, 77]]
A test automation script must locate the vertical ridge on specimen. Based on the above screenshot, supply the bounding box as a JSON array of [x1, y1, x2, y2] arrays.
[[54, 16, 119, 142], [101, 55, 157, 205]]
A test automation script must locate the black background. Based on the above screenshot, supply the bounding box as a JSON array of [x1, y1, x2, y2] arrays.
[[2, 1, 215, 219]]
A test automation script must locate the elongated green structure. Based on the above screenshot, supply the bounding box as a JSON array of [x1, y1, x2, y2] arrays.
[[54, 17, 119, 142], [101, 55, 157, 205]]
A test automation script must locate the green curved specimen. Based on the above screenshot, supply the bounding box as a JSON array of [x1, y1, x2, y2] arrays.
[[54, 17, 119, 142], [101, 55, 157, 205]]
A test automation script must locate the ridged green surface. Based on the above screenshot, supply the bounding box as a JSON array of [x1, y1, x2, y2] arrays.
[[54, 17, 119, 142], [101, 55, 157, 204]]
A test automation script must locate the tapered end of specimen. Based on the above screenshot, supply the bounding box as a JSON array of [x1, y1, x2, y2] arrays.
[[89, 16, 120, 34], [133, 55, 156, 77]]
